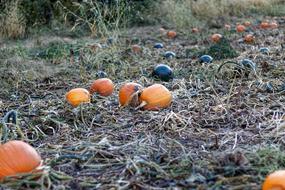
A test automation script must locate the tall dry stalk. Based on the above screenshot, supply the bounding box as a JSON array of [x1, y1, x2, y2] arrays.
[[0, 0, 26, 39]]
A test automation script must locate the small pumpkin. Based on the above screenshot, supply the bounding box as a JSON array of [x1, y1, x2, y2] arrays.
[[139, 84, 172, 111], [89, 78, 114, 96], [192, 28, 199, 33], [0, 140, 42, 180], [211, 33, 222, 43], [167, 31, 177, 39], [224, 24, 231, 31], [119, 82, 143, 107], [154, 43, 164, 49], [260, 21, 270, 29], [241, 59, 256, 70], [270, 22, 278, 29], [259, 47, 270, 55], [199, 55, 213, 64], [152, 64, 174, 82], [66, 88, 91, 107], [131, 44, 141, 53], [244, 21, 251, 26], [244, 34, 255, 43], [236, 24, 246, 32], [159, 28, 166, 35], [107, 37, 114, 45], [262, 170, 285, 190], [164, 51, 176, 59], [96, 70, 108, 78]]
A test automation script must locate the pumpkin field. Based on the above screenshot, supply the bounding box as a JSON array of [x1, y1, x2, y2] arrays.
[[0, 0, 285, 189]]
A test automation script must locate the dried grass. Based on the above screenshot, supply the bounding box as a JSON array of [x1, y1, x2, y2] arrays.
[[0, 12, 285, 190], [0, 0, 26, 39], [159, 0, 284, 30]]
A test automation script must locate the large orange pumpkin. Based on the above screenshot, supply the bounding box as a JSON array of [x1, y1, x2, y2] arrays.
[[65, 88, 91, 107], [0, 141, 42, 180], [139, 84, 172, 110], [119, 82, 143, 107], [236, 24, 246, 32], [262, 170, 285, 190], [167, 31, 177, 39], [211, 33, 222, 43], [89, 78, 114, 96]]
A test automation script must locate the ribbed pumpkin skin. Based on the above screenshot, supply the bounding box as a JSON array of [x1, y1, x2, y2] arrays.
[[65, 88, 91, 107], [262, 170, 285, 190], [89, 78, 114, 96], [119, 82, 142, 106], [0, 141, 41, 179], [139, 84, 172, 110]]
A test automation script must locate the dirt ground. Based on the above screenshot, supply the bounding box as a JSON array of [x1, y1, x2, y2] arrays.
[[0, 16, 285, 189]]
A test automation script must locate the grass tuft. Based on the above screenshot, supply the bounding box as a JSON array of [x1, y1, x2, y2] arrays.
[[0, 0, 26, 39]]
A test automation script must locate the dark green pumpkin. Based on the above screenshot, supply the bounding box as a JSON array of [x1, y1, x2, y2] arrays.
[[152, 64, 174, 82]]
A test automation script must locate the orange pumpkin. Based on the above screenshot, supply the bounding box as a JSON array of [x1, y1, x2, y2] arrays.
[[211, 33, 222, 43], [262, 170, 285, 190], [244, 21, 251, 26], [192, 28, 199, 33], [0, 141, 42, 180], [167, 31, 177, 39], [270, 22, 278, 29], [89, 78, 114, 96], [260, 21, 270, 29], [66, 88, 91, 107], [139, 84, 172, 110], [244, 34, 255, 43], [119, 82, 143, 107], [224, 24, 231, 31], [236, 24, 246, 32], [131, 44, 141, 53]]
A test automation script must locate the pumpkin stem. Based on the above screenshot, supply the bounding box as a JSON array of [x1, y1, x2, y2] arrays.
[[135, 101, 147, 110], [119, 90, 141, 108]]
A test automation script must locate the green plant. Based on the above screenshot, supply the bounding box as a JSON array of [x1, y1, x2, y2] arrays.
[[29, 41, 80, 61], [203, 38, 239, 60], [19, 0, 53, 26], [248, 147, 285, 176]]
